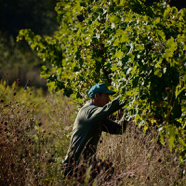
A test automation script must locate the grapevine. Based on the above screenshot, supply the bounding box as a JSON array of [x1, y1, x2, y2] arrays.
[[17, 0, 186, 161]]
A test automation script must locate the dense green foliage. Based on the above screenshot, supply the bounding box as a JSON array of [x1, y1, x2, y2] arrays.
[[18, 0, 186, 161]]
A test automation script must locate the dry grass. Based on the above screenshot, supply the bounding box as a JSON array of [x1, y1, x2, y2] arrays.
[[0, 82, 75, 185], [97, 122, 186, 186], [0, 81, 185, 186]]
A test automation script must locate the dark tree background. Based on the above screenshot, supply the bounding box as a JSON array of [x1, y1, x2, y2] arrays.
[[0, 0, 58, 38], [0, 0, 58, 90], [145, 0, 186, 9]]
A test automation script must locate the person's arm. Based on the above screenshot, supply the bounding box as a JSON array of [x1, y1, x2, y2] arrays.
[[91, 96, 126, 120], [102, 118, 127, 134]]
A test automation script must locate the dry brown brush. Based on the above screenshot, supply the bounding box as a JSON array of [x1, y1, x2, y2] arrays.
[[97, 122, 186, 186], [0, 81, 75, 185], [0, 81, 185, 186]]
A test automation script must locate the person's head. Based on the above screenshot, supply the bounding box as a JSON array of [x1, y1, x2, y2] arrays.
[[88, 83, 115, 107]]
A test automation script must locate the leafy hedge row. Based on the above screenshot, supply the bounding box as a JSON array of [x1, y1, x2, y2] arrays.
[[18, 0, 186, 161]]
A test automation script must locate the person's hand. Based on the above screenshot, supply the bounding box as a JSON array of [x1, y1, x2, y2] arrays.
[[116, 95, 127, 107], [119, 100, 126, 107]]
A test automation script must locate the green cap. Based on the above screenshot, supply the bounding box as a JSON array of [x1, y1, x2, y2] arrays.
[[88, 83, 116, 98]]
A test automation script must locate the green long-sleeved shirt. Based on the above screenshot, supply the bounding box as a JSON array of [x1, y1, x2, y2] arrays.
[[63, 97, 126, 164]]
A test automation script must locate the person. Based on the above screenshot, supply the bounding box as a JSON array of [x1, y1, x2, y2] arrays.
[[62, 83, 127, 179]]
